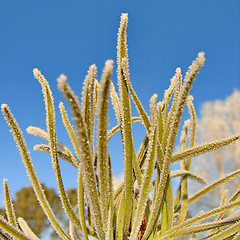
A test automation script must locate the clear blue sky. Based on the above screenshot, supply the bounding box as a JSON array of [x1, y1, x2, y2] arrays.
[[0, 1, 239, 206]]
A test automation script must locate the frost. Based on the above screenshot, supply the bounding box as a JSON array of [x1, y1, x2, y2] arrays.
[[1, 13, 239, 240]]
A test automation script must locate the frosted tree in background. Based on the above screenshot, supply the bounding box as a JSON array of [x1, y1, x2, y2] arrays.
[[191, 89, 240, 210]]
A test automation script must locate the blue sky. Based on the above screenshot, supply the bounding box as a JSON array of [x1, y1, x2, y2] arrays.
[[0, 1, 239, 207]]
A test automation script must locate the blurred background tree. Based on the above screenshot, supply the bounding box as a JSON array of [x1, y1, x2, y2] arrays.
[[0, 184, 77, 238], [190, 89, 240, 212]]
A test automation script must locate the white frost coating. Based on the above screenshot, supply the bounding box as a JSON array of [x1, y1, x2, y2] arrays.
[[33, 68, 47, 85], [187, 95, 194, 103], [172, 134, 240, 163], [121, 57, 129, 75], [149, 94, 158, 124], [81, 64, 97, 113], [57, 74, 68, 83], [1, 105, 27, 155], [117, 14, 129, 70], [96, 59, 113, 231], [117, 13, 135, 236], [184, 119, 191, 128], [130, 96, 158, 240], [105, 59, 114, 70], [80, 64, 97, 160], [57, 76, 104, 239], [142, 53, 206, 239], [121, 12, 128, 21], [36, 69, 84, 238], [33, 143, 46, 151], [175, 67, 182, 87], [164, 74, 176, 100], [18, 217, 40, 240], [26, 126, 49, 141], [167, 67, 182, 116], [186, 95, 196, 151], [121, 56, 152, 132], [184, 52, 205, 84], [57, 73, 68, 93], [110, 81, 121, 123], [3, 178, 18, 229], [176, 67, 181, 75], [98, 60, 114, 96], [1, 104, 69, 240], [130, 119, 157, 240], [180, 119, 191, 145], [57, 74, 80, 111], [97, 60, 113, 117], [157, 101, 162, 109], [170, 170, 208, 185], [150, 93, 158, 102], [1, 103, 8, 110], [28, 125, 76, 165]]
